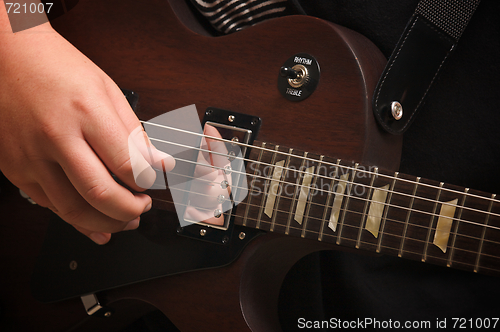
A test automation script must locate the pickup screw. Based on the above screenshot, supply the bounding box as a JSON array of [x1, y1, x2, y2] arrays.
[[239, 232, 246, 240], [104, 312, 112, 318], [228, 115, 235, 122], [200, 229, 207, 236], [222, 236, 229, 244], [214, 209, 222, 218], [391, 101, 403, 120]]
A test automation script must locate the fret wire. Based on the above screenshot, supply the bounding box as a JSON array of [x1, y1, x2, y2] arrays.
[[262, 195, 500, 267], [334, 222, 499, 261], [377, 172, 398, 253], [156, 185, 500, 249], [155, 194, 500, 273], [147, 128, 500, 235], [256, 145, 279, 229], [447, 188, 469, 267], [156, 172, 500, 238], [301, 156, 324, 238], [148, 125, 500, 225], [151, 195, 500, 253], [356, 167, 377, 249], [285, 152, 308, 235], [242, 142, 265, 226], [143, 125, 500, 271], [337, 163, 358, 245], [160, 167, 500, 235], [318, 159, 340, 242], [143, 124, 500, 211], [270, 148, 293, 232], [474, 193, 496, 273], [156, 146, 500, 228], [399, 177, 420, 258], [423, 182, 444, 262]]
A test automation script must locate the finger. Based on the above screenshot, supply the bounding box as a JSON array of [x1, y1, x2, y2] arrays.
[[104, 79, 142, 133], [36, 161, 143, 233], [105, 82, 175, 172], [73, 225, 112, 245], [16, 182, 52, 207], [78, 89, 157, 191], [47, 141, 152, 224], [17, 179, 137, 245], [73, 216, 139, 245], [129, 126, 175, 173]]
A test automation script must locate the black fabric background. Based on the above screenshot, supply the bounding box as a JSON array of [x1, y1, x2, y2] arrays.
[[278, 0, 500, 330]]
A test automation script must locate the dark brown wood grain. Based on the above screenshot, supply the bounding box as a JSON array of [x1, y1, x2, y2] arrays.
[[233, 142, 500, 278], [2, 0, 500, 329], [1, 0, 400, 330], [50, 0, 400, 170]]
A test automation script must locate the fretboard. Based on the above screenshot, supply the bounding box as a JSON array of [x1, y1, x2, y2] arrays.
[[232, 140, 500, 277]]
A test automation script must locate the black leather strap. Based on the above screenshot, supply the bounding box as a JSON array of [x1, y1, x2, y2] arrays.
[[373, 0, 481, 134]]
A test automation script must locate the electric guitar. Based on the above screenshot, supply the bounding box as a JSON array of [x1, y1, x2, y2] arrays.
[[1, 0, 499, 331]]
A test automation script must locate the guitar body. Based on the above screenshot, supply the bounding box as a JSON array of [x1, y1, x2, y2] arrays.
[[0, 0, 402, 330]]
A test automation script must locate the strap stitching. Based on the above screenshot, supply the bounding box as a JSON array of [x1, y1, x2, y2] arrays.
[[374, 16, 455, 133]]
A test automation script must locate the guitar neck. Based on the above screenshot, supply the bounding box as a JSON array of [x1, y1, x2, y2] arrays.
[[233, 140, 500, 277]]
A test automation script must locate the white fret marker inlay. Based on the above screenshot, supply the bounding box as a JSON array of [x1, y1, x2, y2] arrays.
[[328, 173, 349, 232], [294, 166, 315, 225], [264, 160, 285, 218], [433, 198, 458, 253], [366, 184, 390, 238]]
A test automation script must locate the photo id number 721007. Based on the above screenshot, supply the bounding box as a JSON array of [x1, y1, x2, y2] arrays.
[[4, 2, 53, 14]]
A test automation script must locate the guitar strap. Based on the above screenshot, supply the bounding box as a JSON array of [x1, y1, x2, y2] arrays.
[[188, 0, 480, 134], [371, 0, 482, 134]]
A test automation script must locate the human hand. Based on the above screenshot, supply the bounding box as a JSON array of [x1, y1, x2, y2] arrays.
[[0, 11, 174, 244]]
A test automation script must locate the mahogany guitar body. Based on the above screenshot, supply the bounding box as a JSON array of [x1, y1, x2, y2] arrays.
[[0, 0, 401, 331]]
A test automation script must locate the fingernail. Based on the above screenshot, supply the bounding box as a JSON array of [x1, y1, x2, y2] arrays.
[[143, 202, 152, 213], [124, 217, 140, 231], [90, 232, 109, 245]]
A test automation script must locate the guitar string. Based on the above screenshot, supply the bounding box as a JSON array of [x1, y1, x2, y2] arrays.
[[149, 194, 500, 266], [148, 141, 500, 234], [143, 121, 500, 229], [153, 183, 500, 248], [141, 119, 500, 207]]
